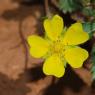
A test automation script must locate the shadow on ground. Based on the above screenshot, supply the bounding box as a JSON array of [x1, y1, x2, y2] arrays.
[[0, 72, 31, 95]]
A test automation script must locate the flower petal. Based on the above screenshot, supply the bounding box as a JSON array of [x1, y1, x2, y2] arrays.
[[62, 23, 89, 45], [64, 47, 89, 68], [43, 54, 65, 78], [44, 15, 63, 41], [27, 35, 49, 58]]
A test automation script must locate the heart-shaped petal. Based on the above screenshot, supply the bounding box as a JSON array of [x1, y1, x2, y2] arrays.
[[43, 54, 65, 78], [64, 47, 88, 68], [44, 15, 64, 41], [27, 35, 49, 58], [62, 23, 89, 45]]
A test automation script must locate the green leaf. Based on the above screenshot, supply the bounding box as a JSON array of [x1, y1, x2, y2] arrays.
[[82, 7, 95, 17], [91, 44, 95, 80], [91, 45, 95, 64], [82, 22, 95, 38], [59, 0, 83, 13]]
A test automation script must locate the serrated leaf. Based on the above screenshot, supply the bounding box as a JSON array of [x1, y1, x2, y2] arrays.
[[59, 0, 83, 13], [82, 22, 95, 37]]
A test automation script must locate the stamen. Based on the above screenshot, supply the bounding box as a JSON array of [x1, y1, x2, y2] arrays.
[[50, 39, 65, 55]]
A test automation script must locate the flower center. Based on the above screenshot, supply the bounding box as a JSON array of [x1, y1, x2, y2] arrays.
[[51, 40, 64, 54]]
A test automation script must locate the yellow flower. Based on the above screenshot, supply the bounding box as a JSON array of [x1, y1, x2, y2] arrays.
[[27, 15, 89, 78]]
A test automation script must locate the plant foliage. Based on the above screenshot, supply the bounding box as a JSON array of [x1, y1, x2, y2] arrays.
[[59, 0, 83, 13]]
